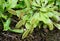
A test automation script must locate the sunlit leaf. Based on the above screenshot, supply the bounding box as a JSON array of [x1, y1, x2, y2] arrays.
[[6, 0, 18, 9]]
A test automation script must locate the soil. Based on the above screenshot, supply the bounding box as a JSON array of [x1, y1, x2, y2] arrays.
[[0, 28, 60, 41]]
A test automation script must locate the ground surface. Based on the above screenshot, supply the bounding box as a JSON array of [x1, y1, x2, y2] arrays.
[[0, 28, 60, 41]]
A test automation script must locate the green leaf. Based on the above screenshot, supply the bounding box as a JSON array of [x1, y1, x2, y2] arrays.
[[54, 23, 60, 30], [0, 13, 7, 19], [16, 10, 25, 18], [40, 13, 54, 30], [0, 0, 6, 12], [24, 0, 30, 8], [30, 13, 39, 24], [25, 22, 31, 29], [47, 12, 54, 17], [15, 20, 25, 28], [8, 9, 16, 15], [6, 0, 18, 9], [3, 18, 11, 31], [35, 0, 40, 5], [9, 29, 24, 33], [47, 21, 54, 30], [30, 13, 39, 28], [32, 0, 40, 7], [52, 15, 60, 22], [22, 29, 30, 39], [15, 1, 25, 8], [56, 0, 60, 6]]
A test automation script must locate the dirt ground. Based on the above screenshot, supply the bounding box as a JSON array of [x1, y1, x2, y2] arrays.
[[0, 27, 60, 41]]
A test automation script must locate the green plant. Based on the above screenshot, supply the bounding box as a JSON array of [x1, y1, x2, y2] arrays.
[[0, 0, 60, 39]]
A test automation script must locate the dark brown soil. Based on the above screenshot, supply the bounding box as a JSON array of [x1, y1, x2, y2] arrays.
[[0, 28, 60, 41]]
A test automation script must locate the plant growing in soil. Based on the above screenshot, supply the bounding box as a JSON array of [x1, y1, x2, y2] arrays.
[[0, 0, 60, 39]]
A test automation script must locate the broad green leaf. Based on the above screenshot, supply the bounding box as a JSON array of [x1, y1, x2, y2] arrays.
[[6, 0, 18, 9]]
